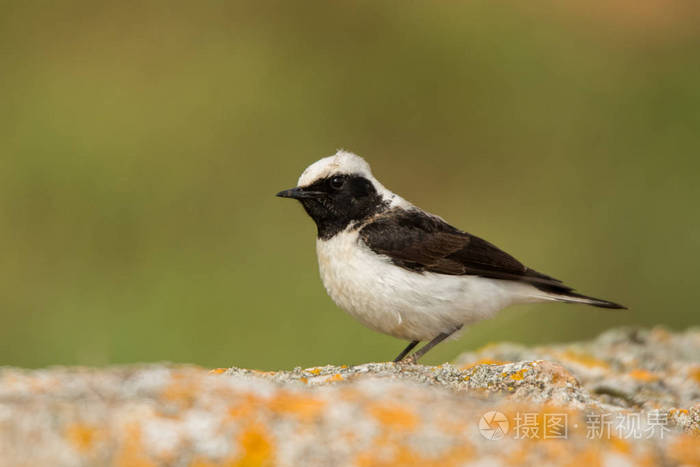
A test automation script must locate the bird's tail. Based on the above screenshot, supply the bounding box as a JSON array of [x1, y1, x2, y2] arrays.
[[545, 290, 627, 309]]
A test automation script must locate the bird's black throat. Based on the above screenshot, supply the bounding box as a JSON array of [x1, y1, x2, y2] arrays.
[[296, 175, 389, 240]]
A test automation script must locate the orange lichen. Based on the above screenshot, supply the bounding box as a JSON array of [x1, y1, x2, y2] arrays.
[[510, 368, 529, 381], [508, 436, 660, 467], [189, 423, 277, 467], [306, 368, 322, 376], [115, 423, 157, 467], [537, 361, 577, 385], [161, 371, 201, 408], [65, 423, 100, 452], [190, 459, 221, 467], [327, 373, 344, 382], [437, 418, 469, 435], [668, 434, 700, 466], [461, 358, 508, 370], [368, 403, 418, 431], [689, 367, 700, 384], [267, 392, 325, 422], [232, 424, 275, 467], [209, 368, 227, 375], [628, 369, 659, 382], [610, 437, 631, 454], [558, 350, 610, 370], [228, 393, 263, 420], [336, 386, 363, 403]]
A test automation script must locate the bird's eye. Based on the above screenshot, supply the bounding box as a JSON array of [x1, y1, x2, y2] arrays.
[[329, 176, 345, 190]]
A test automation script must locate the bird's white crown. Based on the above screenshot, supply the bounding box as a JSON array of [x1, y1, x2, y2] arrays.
[[297, 150, 411, 210], [297, 150, 374, 187]]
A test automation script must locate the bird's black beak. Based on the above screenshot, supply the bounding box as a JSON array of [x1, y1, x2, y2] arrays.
[[276, 187, 325, 199]]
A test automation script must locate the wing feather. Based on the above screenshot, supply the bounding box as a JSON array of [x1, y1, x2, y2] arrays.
[[359, 209, 573, 293]]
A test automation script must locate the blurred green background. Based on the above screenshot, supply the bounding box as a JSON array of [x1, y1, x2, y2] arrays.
[[1, 1, 698, 369]]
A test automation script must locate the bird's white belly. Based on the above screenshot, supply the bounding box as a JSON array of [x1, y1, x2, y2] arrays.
[[316, 231, 536, 341]]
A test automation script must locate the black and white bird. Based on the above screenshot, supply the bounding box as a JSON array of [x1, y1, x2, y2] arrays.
[[277, 150, 625, 363]]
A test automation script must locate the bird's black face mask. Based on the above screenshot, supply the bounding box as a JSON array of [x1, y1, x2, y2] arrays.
[[276, 174, 387, 239]]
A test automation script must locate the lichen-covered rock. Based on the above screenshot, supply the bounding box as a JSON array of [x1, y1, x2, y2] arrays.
[[455, 327, 700, 430], [0, 327, 698, 466]]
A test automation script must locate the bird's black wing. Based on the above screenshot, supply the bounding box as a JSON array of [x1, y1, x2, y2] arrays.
[[358, 208, 573, 293]]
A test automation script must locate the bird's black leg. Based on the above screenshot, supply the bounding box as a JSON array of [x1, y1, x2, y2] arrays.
[[393, 340, 419, 362], [403, 325, 463, 364]]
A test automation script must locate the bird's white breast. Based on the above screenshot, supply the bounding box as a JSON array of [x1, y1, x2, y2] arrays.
[[316, 229, 538, 341]]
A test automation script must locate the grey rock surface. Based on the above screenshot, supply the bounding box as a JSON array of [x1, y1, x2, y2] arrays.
[[0, 327, 698, 466]]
